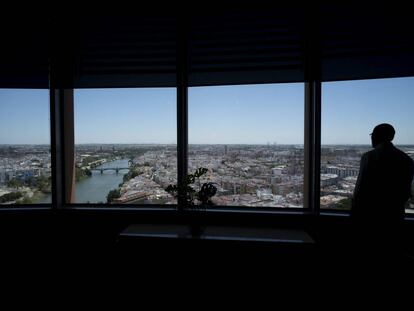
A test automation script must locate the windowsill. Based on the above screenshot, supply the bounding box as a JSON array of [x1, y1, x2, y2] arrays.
[[64, 205, 314, 216], [320, 210, 350, 217], [0, 206, 51, 211], [1, 205, 413, 222], [118, 224, 315, 244]]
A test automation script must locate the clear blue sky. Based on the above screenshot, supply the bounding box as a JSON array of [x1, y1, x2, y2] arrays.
[[0, 89, 50, 144], [322, 77, 414, 145], [1, 77, 414, 145], [189, 83, 304, 144], [75, 88, 176, 144]]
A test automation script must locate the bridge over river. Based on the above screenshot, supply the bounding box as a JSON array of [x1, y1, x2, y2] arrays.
[[90, 167, 130, 174]]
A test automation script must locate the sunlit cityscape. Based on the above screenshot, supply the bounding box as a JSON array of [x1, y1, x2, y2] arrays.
[[1, 78, 414, 211], [1, 144, 413, 212]]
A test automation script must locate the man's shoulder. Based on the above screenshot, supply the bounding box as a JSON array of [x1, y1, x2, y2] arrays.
[[393, 146, 414, 165], [362, 149, 376, 161]]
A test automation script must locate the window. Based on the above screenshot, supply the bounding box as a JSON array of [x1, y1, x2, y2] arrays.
[[189, 83, 304, 208], [321, 77, 414, 214], [0, 89, 51, 205], [74, 88, 177, 204]]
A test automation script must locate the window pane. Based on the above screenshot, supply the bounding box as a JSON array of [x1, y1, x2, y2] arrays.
[[0, 89, 51, 205], [321, 77, 414, 214], [189, 83, 304, 208], [74, 88, 177, 204]]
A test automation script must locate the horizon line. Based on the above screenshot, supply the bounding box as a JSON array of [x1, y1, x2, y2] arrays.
[[2, 143, 414, 146]]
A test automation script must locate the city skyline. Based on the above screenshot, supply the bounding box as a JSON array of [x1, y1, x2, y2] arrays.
[[1, 141, 413, 209], [1, 77, 414, 145], [3, 143, 414, 147]]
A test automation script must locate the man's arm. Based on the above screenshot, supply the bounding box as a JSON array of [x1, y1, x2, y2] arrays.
[[407, 159, 414, 201], [352, 153, 370, 213]]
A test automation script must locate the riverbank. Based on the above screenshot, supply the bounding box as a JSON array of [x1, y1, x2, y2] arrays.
[[0, 185, 51, 204], [114, 165, 174, 204], [31, 190, 52, 204], [75, 158, 129, 203], [30, 158, 130, 204]]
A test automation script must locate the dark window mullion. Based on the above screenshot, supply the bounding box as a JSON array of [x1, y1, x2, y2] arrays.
[[304, 3, 322, 215], [50, 20, 76, 208], [313, 81, 321, 215], [304, 83, 312, 211], [177, 16, 189, 210], [50, 87, 61, 209]]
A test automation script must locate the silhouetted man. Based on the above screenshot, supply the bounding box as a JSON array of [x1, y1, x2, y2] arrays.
[[351, 124, 414, 235]]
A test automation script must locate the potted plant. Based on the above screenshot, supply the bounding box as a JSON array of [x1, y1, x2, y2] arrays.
[[165, 167, 217, 236]]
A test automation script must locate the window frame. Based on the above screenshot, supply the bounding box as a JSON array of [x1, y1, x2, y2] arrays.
[[50, 85, 316, 213], [2, 15, 413, 222], [9, 15, 320, 215]]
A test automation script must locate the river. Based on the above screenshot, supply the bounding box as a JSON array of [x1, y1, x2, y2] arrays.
[[36, 159, 129, 204]]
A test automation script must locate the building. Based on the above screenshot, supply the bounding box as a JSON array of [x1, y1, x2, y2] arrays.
[[321, 174, 339, 187]]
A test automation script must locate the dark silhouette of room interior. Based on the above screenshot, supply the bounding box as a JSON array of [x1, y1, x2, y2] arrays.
[[1, 4, 414, 277]]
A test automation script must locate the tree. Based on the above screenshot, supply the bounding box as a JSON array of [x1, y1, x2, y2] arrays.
[[107, 189, 121, 203], [75, 167, 92, 182], [36, 175, 51, 193], [8, 178, 23, 190], [336, 197, 352, 210], [123, 169, 140, 183], [16, 196, 33, 205], [0, 192, 23, 203]]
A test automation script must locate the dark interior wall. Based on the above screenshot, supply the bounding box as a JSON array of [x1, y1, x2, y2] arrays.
[[0, 209, 313, 245], [1, 209, 413, 251], [1, 6, 414, 273], [1, 210, 413, 280]]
